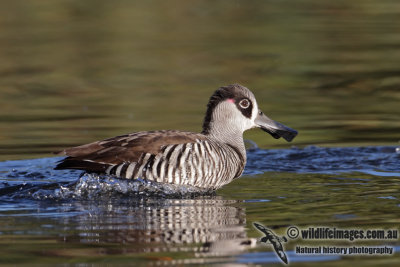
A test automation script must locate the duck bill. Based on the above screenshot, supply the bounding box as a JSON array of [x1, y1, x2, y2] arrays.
[[255, 111, 298, 142]]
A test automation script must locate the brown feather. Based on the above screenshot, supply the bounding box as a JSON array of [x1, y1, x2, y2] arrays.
[[55, 130, 206, 171]]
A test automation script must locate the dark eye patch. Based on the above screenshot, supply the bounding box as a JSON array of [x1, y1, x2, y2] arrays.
[[236, 98, 253, 119]]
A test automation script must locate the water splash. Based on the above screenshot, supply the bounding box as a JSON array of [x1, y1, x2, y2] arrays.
[[0, 145, 399, 200], [2, 173, 213, 200]]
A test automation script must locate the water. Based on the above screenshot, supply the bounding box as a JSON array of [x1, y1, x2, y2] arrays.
[[0, 0, 400, 265], [1, 146, 399, 265]]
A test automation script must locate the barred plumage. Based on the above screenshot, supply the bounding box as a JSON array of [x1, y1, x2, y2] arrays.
[[104, 139, 244, 189], [55, 84, 298, 190]]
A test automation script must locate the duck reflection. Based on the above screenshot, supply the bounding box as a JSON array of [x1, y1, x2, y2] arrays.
[[63, 196, 255, 256]]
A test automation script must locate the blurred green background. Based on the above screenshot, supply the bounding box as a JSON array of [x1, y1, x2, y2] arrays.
[[0, 1, 399, 265], [0, 0, 399, 160]]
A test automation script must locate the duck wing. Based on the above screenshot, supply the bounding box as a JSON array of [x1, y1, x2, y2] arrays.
[[55, 130, 205, 173]]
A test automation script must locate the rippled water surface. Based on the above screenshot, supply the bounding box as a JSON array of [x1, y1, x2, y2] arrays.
[[0, 0, 399, 266], [1, 146, 399, 265]]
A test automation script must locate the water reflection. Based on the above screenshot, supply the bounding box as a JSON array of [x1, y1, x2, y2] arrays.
[[62, 197, 255, 256]]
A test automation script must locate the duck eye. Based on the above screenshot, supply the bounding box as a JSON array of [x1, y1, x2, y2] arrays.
[[239, 99, 250, 109]]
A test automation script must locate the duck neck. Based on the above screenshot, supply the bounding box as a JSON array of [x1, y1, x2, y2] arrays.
[[202, 101, 248, 160], [202, 123, 247, 161]]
